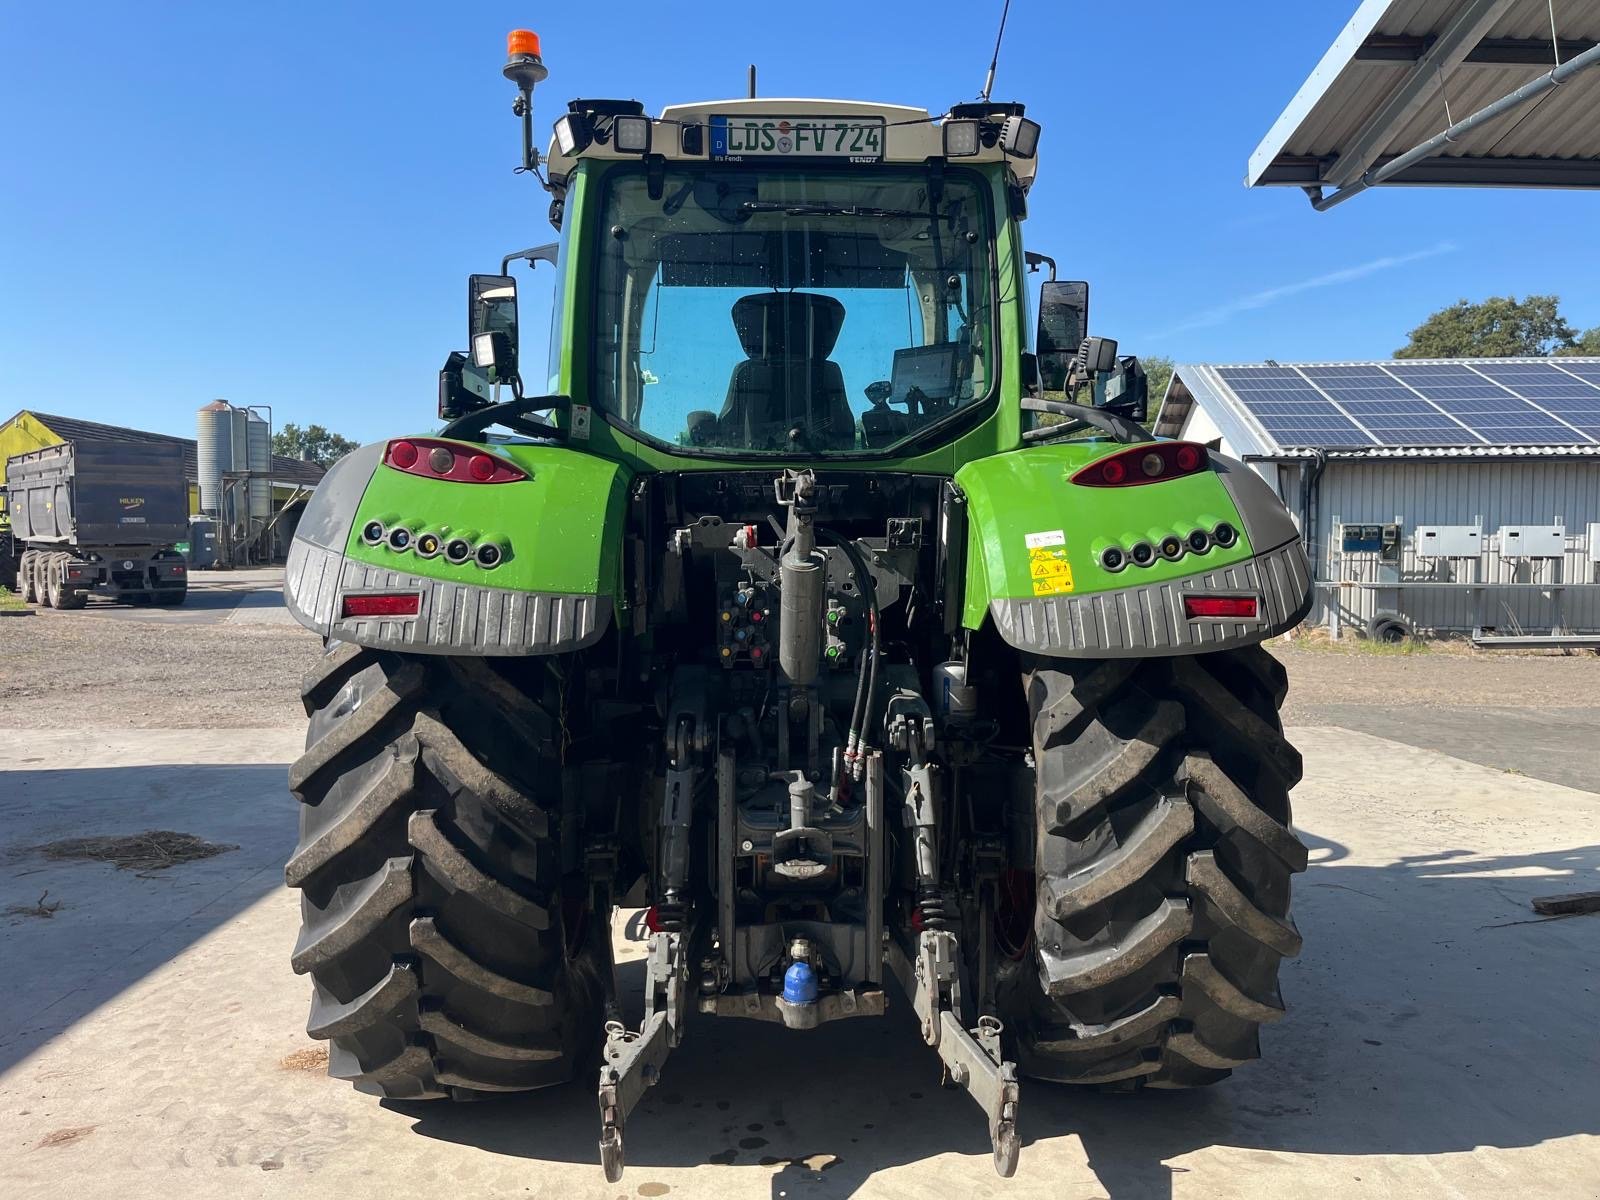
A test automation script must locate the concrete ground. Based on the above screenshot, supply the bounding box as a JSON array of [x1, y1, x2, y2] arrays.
[[1, 624, 1597, 1198], [48, 568, 298, 627]]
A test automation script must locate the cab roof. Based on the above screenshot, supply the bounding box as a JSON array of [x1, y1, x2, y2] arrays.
[[543, 97, 1039, 191]]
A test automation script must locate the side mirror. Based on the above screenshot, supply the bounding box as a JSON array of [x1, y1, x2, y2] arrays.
[[468, 273, 520, 383], [1035, 280, 1088, 392]]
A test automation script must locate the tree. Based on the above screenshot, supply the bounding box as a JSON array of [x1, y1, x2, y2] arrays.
[[1141, 355, 1174, 423], [272, 422, 360, 467], [1394, 295, 1577, 358], [1554, 326, 1600, 357]]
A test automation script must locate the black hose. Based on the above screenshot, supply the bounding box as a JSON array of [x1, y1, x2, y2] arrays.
[[818, 530, 879, 767]]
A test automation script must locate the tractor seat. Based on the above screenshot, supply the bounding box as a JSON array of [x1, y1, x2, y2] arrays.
[[719, 293, 855, 449]]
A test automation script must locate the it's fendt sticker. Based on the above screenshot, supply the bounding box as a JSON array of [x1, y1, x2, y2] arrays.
[[1026, 530, 1073, 596]]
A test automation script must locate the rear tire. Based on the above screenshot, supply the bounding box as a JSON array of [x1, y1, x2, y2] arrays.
[[153, 586, 188, 606], [1005, 647, 1306, 1089], [286, 641, 604, 1099], [44, 554, 64, 609], [19, 551, 38, 603]]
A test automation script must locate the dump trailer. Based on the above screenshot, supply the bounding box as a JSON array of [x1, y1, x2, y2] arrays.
[[8, 440, 189, 608], [280, 31, 1314, 1181]]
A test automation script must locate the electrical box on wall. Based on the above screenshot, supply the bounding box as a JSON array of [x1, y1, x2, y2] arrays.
[[1587, 523, 1600, 565], [1415, 525, 1483, 558], [1378, 523, 1402, 564], [1341, 524, 1383, 553], [1498, 525, 1566, 558]]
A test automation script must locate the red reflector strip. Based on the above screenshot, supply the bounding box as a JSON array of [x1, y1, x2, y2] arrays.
[[341, 593, 421, 618], [1184, 595, 1258, 620]]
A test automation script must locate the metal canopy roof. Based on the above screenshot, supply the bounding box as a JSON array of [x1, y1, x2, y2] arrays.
[[1250, 0, 1600, 208], [1156, 358, 1600, 455]]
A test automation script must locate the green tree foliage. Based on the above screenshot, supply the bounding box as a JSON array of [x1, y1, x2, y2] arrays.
[[1554, 326, 1600, 357], [1141, 355, 1174, 418], [272, 422, 359, 467], [1394, 295, 1577, 358]]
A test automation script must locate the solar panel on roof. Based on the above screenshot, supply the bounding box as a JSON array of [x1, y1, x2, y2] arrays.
[[1209, 360, 1600, 449]]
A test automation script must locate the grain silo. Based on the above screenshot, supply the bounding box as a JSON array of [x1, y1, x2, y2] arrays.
[[245, 411, 271, 521], [196, 400, 234, 518]]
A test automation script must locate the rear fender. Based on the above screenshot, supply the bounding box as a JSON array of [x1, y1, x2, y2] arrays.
[[955, 442, 1311, 658], [284, 439, 630, 655]]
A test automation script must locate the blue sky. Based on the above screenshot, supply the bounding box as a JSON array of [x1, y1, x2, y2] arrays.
[[3, 1, 1596, 444]]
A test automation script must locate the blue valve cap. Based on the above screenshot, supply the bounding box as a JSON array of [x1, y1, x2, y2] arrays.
[[782, 960, 818, 1005]]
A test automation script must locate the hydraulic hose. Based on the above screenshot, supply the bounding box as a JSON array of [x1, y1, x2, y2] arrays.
[[819, 530, 881, 779]]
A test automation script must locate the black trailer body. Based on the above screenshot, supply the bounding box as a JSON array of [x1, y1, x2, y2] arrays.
[[6, 440, 190, 607]]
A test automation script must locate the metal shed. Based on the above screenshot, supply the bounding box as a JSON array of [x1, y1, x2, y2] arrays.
[[1157, 359, 1600, 641], [1250, 0, 1600, 209]]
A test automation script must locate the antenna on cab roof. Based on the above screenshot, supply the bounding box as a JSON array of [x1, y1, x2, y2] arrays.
[[980, 0, 1012, 102]]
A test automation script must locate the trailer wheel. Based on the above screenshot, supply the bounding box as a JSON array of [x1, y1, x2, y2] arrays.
[[43, 555, 65, 609], [153, 586, 188, 607], [56, 574, 88, 610], [19, 551, 38, 603], [1006, 647, 1306, 1089], [286, 641, 605, 1099]]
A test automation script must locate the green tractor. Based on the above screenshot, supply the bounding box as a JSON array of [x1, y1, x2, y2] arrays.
[[282, 31, 1312, 1181]]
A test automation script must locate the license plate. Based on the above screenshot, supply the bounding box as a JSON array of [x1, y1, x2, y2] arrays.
[[709, 116, 884, 163]]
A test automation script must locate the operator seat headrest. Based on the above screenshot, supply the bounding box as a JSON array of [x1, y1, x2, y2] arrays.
[[732, 293, 845, 360]]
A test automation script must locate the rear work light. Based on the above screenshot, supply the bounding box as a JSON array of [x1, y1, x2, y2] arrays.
[[341, 593, 421, 619], [1073, 442, 1209, 488], [1184, 595, 1258, 620], [384, 439, 526, 484]]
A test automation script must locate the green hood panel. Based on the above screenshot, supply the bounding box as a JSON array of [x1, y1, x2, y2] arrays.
[[955, 442, 1255, 628], [344, 440, 632, 598]]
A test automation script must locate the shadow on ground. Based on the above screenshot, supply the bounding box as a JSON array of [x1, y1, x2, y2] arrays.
[[393, 828, 1600, 1198], [0, 763, 295, 1075]]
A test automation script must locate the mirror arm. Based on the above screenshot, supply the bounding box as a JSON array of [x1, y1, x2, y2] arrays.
[[1020, 397, 1153, 445], [440, 394, 572, 442], [500, 242, 560, 275]]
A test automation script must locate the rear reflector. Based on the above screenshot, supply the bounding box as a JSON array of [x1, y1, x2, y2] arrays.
[[341, 592, 421, 618], [1184, 595, 1258, 620]]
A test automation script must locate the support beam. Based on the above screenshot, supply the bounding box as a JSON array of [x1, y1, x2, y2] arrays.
[[1322, 0, 1517, 188], [1258, 154, 1600, 190], [1356, 35, 1598, 65], [1312, 40, 1600, 209]]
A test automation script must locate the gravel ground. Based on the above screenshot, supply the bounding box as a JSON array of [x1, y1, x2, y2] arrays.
[[3, 602, 1594, 738], [1274, 639, 1600, 723], [0, 609, 319, 729]]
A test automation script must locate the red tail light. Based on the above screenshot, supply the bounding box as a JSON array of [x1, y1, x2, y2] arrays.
[[1073, 442, 1209, 488], [1184, 595, 1258, 620], [384, 438, 526, 483], [341, 592, 421, 618]]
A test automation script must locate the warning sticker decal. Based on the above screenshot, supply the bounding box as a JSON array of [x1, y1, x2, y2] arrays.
[[1025, 530, 1066, 549], [1028, 546, 1074, 596]]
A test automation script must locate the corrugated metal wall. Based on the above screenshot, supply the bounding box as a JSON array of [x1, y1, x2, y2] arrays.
[[1308, 459, 1600, 634]]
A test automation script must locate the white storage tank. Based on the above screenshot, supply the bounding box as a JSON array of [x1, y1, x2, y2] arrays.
[[196, 400, 234, 518], [245, 412, 271, 520]]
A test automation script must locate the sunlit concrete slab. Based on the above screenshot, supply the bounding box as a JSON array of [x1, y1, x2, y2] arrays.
[[1, 727, 1596, 1199]]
